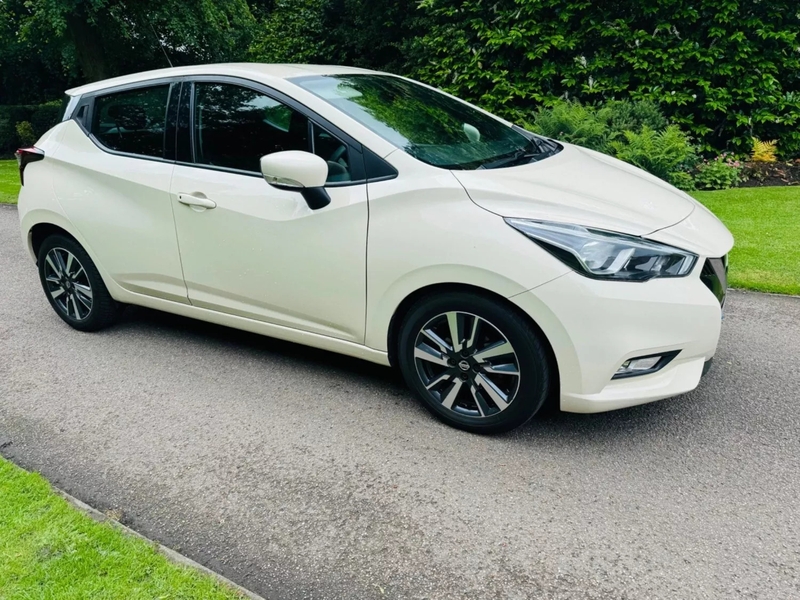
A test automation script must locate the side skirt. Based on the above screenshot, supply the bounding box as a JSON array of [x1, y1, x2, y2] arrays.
[[110, 286, 392, 367]]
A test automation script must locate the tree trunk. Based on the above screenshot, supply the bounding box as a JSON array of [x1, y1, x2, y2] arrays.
[[65, 7, 109, 82]]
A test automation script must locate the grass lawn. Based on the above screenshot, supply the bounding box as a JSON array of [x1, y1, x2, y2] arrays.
[[0, 158, 796, 294], [0, 159, 20, 204], [692, 187, 800, 296], [0, 458, 244, 599]]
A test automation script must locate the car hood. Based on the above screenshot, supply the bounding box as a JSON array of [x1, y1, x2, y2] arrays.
[[451, 143, 696, 236]]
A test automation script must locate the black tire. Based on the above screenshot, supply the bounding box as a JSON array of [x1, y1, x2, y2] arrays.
[[37, 234, 123, 332], [397, 292, 552, 434]]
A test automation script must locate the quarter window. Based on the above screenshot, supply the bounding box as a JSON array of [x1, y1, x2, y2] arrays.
[[91, 85, 170, 158]]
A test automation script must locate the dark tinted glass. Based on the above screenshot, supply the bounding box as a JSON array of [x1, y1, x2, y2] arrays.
[[312, 123, 351, 182], [294, 74, 537, 170], [91, 85, 170, 157], [193, 83, 310, 173]]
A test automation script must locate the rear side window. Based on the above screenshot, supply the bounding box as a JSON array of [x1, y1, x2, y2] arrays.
[[91, 85, 170, 158]]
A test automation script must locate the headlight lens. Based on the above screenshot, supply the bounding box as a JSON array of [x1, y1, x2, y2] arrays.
[[505, 218, 698, 281]]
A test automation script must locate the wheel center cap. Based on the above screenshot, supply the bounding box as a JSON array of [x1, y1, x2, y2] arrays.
[[458, 359, 471, 372]]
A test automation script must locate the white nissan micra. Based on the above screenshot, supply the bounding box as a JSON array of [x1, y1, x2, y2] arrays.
[[16, 63, 733, 433]]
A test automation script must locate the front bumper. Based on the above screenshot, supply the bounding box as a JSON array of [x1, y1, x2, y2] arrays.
[[511, 266, 724, 413]]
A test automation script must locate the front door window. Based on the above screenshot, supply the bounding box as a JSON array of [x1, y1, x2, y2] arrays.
[[192, 83, 352, 183]]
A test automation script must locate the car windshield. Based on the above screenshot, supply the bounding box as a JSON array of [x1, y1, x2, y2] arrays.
[[292, 74, 558, 170]]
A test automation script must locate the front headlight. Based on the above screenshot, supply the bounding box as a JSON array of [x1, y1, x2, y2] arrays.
[[505, 218, 698, 281]]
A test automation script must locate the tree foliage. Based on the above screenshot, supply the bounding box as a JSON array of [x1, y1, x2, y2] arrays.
[[2, 0, 799, 158], [12, 0, 257, 83]]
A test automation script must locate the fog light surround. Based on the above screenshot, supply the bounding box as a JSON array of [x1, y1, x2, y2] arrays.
[[612, 350, 681, 380]]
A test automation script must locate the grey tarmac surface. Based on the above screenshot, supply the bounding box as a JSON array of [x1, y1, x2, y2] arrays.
[[1, 204, 799, 599]]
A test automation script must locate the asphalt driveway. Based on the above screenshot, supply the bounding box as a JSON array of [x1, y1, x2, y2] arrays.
[[1, 204, 799, 599]]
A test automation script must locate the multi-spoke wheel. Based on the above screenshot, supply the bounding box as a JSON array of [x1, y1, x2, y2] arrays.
[[37, 235, 123, 331], [398, 293, 552, 433], [43, 247, 94, 321]]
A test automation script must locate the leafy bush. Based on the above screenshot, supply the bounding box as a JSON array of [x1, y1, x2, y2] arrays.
[[529, 102, 611, 153], [751, 138, 778, 163], [694, 154, 744, 190], [530, 100, 697, 187], [609, 126, 697, 187], [606, 100, 669, 136], [30, 101, 61, 137], [667, 171, 696, 192], [15, 121, 36, 146], [529, 98, 672, 152], [0, 102, 60, 155]]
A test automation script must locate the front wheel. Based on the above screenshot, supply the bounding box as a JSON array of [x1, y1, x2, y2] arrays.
[[398, 293, 552, 434]]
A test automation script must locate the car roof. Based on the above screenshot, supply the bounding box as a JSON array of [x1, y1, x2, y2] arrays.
[[65, 63, 380, 96]]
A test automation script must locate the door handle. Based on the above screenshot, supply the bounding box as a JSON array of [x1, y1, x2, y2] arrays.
[[178, 193, 216, 209]]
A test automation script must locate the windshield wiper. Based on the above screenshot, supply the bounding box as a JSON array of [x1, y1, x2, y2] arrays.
[[477, 147, 540, 170], [476, 134, 559, 169]]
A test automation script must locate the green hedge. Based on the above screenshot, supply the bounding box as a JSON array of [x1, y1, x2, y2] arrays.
[[411, 0, 800, 159], [0, 101, 61, 155]]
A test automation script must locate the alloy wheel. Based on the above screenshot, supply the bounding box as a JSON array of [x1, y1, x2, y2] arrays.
[[413, 311, 521, 418], [43, 247, 93, 321]]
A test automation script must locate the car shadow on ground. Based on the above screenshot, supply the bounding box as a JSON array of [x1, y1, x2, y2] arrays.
[[115, 304, 713, 448]]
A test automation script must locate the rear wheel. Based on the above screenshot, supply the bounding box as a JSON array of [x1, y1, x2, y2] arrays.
[[398, 292, 551, 434], [37, 235, 123, 331]]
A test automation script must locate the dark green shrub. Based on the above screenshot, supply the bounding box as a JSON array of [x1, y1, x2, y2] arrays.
[[0, 102, 60, 154], [30, 101, 61, 137], [15, 121, 36, 146], [0, 106, 33, 154], [606, 100, 669, 137]]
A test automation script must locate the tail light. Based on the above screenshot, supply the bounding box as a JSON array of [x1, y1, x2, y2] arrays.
[[15, 147, 45, 186]]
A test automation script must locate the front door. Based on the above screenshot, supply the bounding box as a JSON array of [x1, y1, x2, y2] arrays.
[[169, 81, 368, 343]]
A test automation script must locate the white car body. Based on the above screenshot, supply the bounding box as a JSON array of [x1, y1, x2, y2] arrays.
[[18, 63, 733, 421]]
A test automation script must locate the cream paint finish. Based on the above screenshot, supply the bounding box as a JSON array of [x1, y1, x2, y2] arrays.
[[510, 268, 723, 412], [648, 200, 735, 257], [105, 279, 391, 365], [363, 150, 572, 351], [452, 143, 696, 236], [20, 63, 737, 416], [260, 151, 329, 188], [169, 164, 368, 342], [48, 121, 188, 303]]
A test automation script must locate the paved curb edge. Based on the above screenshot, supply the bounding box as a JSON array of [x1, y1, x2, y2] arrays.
[[54, 488, 268, 600]]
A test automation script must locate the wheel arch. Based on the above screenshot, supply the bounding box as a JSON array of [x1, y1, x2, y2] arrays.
[[23, 213, 122, 304], [30, 222, 80, 262], [386, 282, 561, 410]]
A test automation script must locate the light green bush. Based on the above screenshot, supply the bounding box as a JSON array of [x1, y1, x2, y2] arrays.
[[694, 154, 745, 190], [609, 126, 698, 187], [529, 101, 612, 154]]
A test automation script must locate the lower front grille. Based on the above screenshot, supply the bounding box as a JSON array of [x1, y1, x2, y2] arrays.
[[700, 255, 728, 307]]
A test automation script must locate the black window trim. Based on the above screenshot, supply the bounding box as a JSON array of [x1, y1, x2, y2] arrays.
[[67, 73, 398, 185], [181, 75, 370, 187], [75, 77, 180, 164]]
